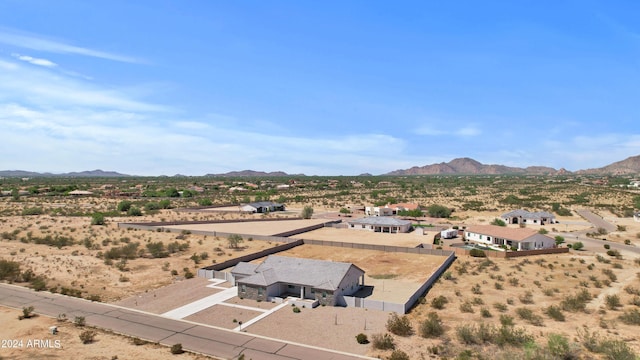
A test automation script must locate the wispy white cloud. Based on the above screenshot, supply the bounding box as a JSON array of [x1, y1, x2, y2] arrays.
[[11, 53, 57, 67], [0, 28, 143, 64], [0, 59, 166, 112]]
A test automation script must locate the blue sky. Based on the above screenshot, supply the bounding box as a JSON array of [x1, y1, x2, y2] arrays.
[[0, 1, 639, 176]]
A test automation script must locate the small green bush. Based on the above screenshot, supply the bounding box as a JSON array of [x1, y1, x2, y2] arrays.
[[170, 343, 184, 354], [355, 333, 369, 344], [430, 295, 448, 309]]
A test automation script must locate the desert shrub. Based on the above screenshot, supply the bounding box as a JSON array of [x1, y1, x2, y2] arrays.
[[146, 242, 169, 258], [430, 295, 448, 309], [127, 207, 142, 216], [606, 249, 621, 258], [491, 218, 506, 226], [604, 244, 610, 250], [605, 294, 622, 310], [619, 308, 640, 325], [494, 282, 503, 290], [132, 337, 148, 346], [456, 324, 481, 345], [117, 200, 132, 212], [602, 269, 617, 282], [170, 343, 184, 354], [572, 242, 584, 250], [598, 339, 636, 360], [493, 303, 508, 312], [18, 306, 35, 320], [0, 259, 20, 282], [79, 330, 97, 344], [426, 204, 451, 218], [493, 325, 533, 347], [545, 305, 565, 321], [386, 313, 413, 336], [22, 207, 44, 216], [471, 283, 482, 294], [519, 291, 534, 304], [74, 316, 86, 327], [292, 306, 301, 313], [301, 206, 314, 219], [515, 307, 544, 326], [388, 350, 410, 360], [355, 333, 369, 344], [480, 307, 492, 318], [419, 312, 444, 338], [561, 289, 592, 312], [91, 213, 105, 225], [547, 333, 572, 359], [499, 314, 514, 327], [460, 301, 474, 313], [371, 333, 395, 350]]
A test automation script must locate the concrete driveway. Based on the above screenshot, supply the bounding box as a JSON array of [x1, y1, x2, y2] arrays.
[[0, 284, 373, 360]]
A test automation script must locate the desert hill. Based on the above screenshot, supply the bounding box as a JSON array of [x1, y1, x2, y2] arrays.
[[385, 157, 563, 176]]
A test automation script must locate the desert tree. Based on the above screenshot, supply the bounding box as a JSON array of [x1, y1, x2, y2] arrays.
[[227, 234, 244, 249], [301, 206, 314, 219]]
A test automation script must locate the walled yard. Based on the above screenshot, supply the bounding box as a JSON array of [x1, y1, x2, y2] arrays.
[[161, 218, 330, 236]]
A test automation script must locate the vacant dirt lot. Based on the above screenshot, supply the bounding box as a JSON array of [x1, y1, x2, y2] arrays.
[[0, 307, 208, 360], [164, 218, 330, 236]]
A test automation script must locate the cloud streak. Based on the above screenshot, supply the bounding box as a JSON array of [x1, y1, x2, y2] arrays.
[[0, 28, 143, 64], [11, 53, 57, 67]]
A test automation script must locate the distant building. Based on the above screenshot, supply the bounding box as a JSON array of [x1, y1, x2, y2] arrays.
[[347, 217, 412, 233], [465, 225, 556, 251], [240, 201, 285, 213], [501, 209, 556, 225], [365, 203, 420, 216], [68, 190, 93, 196], [232, 255, 365, 306]]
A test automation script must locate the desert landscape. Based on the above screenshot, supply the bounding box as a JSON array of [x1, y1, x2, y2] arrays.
[[1, 173, 640, 359]]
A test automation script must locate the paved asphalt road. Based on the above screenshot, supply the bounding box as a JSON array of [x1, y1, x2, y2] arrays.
[[0, 284, 373, 360], [575, 209, 617, 233]]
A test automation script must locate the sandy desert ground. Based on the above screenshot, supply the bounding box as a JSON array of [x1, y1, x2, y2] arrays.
[[2, 181, 640, 359]]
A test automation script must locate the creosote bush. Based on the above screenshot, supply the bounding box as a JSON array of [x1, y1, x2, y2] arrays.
[[371, 333, 395, 350], [419, 312, 444, 338], [386, 313, 413, 336]]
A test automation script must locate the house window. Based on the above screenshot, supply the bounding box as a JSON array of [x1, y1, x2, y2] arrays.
[[258, 287, 263, 296], [241, 284, 246, 293], [480, 235, 483, 240], [322, 291, 327, 298], [287, 285, 294, 289]]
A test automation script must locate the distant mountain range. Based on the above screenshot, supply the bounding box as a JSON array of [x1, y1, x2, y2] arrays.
[[0, 169, 129, 178], [2, 155, 640, 177], [385, 156, 640, 176]]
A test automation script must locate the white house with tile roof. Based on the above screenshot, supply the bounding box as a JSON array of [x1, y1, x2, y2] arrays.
[[501, 209, 556, 225], [465, 225, 556, 251], [347, 216, 412, 233], [231, 255, 365, 306]]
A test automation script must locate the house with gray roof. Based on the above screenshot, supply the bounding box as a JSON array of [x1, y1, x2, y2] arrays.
[[231, 255, 365, 306], [346, 216, 412, 233], [501, 209, 556, 225], [240, 201, 285, 213], [465, 225, 556, 251]]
